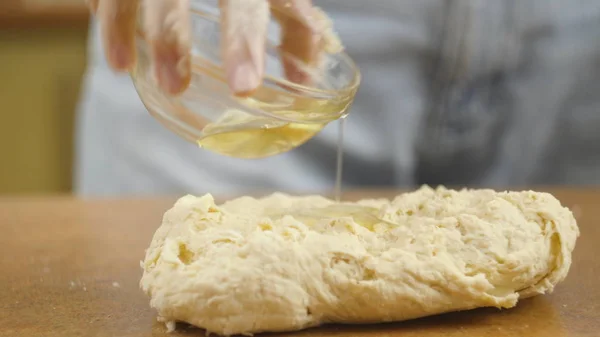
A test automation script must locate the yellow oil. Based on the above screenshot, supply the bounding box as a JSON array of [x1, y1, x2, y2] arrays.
[[197, 121, 325, 159], [333, 118, 345, 201], [269, 204, 389, 231]]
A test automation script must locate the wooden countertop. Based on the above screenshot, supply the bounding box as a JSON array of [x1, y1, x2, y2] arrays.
[[1, 189, 598, 337]]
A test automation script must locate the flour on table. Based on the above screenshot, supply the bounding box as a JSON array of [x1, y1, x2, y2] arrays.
[[140, 186, 579, 336]]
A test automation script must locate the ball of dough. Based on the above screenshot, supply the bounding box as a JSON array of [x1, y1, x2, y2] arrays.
[[140, 186, 579, 336]]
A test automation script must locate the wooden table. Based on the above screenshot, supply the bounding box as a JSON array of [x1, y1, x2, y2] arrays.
[[1, 189, 598, 337]]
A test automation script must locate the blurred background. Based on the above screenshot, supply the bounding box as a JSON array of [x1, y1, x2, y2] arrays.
[[2, 1, 600, 197], [0, 0, 88, 195]]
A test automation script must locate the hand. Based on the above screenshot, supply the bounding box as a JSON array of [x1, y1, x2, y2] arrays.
[[89, 0, 340, 96]]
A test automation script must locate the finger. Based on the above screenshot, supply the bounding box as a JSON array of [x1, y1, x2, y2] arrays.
[[270, 0, 342, 85], [144, 0, 192, 95], [88, 0, 99, 14], [269, 0, 320, 85], [98, 0, 138, 71], [220, 0, 269, 96]]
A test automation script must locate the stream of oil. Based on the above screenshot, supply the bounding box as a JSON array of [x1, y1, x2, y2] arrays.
[[268, 118, 397, 229], [333, 117, 346, 202]]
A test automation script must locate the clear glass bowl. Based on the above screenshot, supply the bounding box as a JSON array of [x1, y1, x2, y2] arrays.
[[131, 0, 360, 159]]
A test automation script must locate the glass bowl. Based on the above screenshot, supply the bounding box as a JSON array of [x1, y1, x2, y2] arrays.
[[130, 0, 360, 159]]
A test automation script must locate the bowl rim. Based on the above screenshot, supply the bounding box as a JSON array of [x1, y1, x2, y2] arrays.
[[135, 7, 361, 98]]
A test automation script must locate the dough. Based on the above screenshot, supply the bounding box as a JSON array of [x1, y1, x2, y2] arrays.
[[140, 186, 579, 335]]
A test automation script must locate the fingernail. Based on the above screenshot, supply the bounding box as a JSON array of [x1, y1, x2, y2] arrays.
[[157, 62, 183, 94], [283, 58, 310, 85], [228, 60, 261, 96], [155, 50, 190, 95], [157, 63, 177, 94], [110, 42, 133, 71]]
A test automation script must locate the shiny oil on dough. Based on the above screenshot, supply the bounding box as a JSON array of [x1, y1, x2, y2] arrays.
[[140, 186, 579, 335]]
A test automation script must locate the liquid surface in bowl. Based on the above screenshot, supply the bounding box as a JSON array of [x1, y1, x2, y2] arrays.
[[198, 121, 325, 159]]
